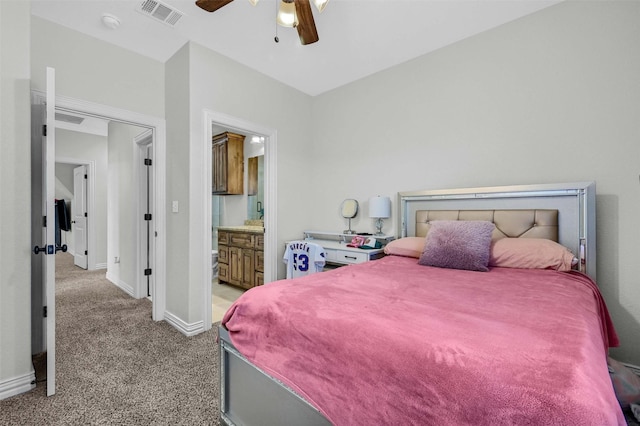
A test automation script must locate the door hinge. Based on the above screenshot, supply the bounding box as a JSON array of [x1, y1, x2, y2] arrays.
[[144, 213, 152, 221], [144, 158, 152, 166], [84, 174, 87, 179], [144, 268, 152, 276], [43, 216, 47, 227], [42, 125, 47, 136], [43, 306, 47, 318], [85, 250, 88, 255], [85, 212, 87, 217]]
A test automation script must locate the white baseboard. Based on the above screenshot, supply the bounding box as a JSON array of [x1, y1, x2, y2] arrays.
[[0, 371, 35, 401], [105, 272, 134, 297], [623, 362, 640, 376], [95, 262, 107, 270], [164, 310, 205, 337]]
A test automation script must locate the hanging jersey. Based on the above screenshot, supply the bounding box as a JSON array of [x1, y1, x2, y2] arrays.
[[283, 241, 326, 279]]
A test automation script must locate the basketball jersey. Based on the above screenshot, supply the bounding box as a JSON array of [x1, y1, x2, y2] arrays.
[[283, 241, 326, 279]]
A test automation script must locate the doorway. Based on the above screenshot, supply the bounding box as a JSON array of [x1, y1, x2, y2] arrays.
[[54, 159, 93, 269], [49, 95, 167, 322], [31, 91, 167, 354], [203, 110, 278, 328]]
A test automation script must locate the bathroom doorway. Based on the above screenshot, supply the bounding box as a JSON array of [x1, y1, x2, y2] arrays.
[[203, 110, 277, 326]]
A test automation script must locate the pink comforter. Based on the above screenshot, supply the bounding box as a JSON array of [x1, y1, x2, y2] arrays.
[[222, 255, 624, 425]]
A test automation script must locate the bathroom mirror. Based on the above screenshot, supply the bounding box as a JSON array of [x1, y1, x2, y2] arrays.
[[341, 199, 358, 234], [247, 155, 264, 220]]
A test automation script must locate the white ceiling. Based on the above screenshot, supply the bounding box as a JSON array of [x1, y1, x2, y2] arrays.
[[31, 0, 560, 96]]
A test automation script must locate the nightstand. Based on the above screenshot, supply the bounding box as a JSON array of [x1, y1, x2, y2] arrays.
[[301, 231, 394, 266]]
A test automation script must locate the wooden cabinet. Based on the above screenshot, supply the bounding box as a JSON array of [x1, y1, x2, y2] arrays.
[[218, 229, 264, 290], [254, 235, 264, 286], [213, 132, 244, 195]]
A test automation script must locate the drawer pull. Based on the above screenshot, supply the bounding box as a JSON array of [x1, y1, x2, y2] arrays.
[[344, 255, 357, 260]]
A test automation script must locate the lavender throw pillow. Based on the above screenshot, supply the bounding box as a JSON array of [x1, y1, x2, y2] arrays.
[[418, 220, 495, 272]]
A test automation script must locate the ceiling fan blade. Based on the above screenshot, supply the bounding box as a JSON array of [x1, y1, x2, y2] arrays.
[[195, 0, 234, 13], [295, 0, 319, 45]]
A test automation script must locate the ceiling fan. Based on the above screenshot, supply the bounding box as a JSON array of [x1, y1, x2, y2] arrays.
[[195, 0, 328, 45]]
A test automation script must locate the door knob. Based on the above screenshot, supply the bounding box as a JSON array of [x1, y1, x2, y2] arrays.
[[33, 245, 46, 255]]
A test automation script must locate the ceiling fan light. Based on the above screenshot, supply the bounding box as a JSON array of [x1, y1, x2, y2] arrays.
[[276, 0, 298, 28], [312, 0, 329, 13], [247, 0, 259, 6]]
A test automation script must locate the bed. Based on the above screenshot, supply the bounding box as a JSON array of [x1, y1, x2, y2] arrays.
[[218, 182, 624, 426]]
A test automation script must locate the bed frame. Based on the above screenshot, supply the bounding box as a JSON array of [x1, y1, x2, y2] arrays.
[[218, 181, 596, 426]]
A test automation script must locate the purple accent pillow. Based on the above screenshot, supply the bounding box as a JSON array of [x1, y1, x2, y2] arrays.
[[418, 220, 495, 272]]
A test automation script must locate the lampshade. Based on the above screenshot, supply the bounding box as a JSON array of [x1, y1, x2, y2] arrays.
[[313, 0, 329, 13], [369, 196, 391, 219], [277, 0, 298, 28]]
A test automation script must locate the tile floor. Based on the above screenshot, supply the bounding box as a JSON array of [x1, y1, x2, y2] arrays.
[[212, 278, 245, 323]]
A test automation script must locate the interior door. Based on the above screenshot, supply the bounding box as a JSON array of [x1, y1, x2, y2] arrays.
[[44, 67, 57, 396], [72, 165, 88, 269]]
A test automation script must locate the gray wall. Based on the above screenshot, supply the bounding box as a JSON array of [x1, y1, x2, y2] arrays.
[[188, 41, 314, 284], [165, 41, 314, 324], [30, 16, 165, 118], [106, 122, 147, 294], [55, 163, 75, 194], [310, 1, 640, 364], [0, 0, 34, 398], [165, 43, 192, 321]]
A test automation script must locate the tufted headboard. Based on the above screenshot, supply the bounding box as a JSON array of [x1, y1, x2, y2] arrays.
[[398, 182, 596, 279], [415, 209, 558, 241]]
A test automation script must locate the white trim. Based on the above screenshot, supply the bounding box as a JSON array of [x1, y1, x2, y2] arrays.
[[202, 110, 277, 331], [33, 90, 167, 323], [105, 271, 134, 297], [164, 310, 205, 337], [134, 129, 154, 300], [0, 371, 36, 401], [55, 157, 96, 271]]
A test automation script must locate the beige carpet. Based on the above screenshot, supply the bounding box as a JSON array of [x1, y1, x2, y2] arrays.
[[0, 253, 220, 425]]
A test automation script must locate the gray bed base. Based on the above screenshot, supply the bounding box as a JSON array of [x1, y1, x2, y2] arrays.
[[218, 181, 596, 426], [219, 325, 331, 426]]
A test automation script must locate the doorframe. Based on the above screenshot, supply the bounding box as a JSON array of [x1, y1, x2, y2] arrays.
[[32, 90, 167, 322], [55, 157, 95, 269], [202, 109, 277, 330], [134, 129, 154, 299]]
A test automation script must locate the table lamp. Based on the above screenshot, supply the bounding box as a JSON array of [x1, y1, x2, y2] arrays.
[[369, 196, 391, 236]]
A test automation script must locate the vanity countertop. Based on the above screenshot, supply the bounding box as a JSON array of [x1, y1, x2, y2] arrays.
[[218, 225, 264, 234]]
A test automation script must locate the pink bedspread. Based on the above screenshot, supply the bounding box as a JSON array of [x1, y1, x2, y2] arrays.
[[222, 255, 624, 425]]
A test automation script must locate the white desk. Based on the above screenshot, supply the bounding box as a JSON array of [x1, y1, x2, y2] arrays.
[[300, 231, 394, 266]]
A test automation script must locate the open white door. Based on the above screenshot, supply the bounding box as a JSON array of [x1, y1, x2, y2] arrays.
[[44, 67, 57, 396], [72, 165, 88, 269]]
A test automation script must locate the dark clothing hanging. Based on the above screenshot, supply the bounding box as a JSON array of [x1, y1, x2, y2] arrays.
[[55, 199, 71, 247]]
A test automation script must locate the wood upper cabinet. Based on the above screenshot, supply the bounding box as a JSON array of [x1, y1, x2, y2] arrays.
[[212, 131, 244, 195]]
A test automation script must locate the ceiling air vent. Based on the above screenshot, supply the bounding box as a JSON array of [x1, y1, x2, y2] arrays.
[[55, 112, 85, 125], [136, 0, 184, 27]]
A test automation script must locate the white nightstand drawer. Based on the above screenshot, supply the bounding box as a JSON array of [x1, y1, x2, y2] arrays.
[[332, 250, 369, 264]]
